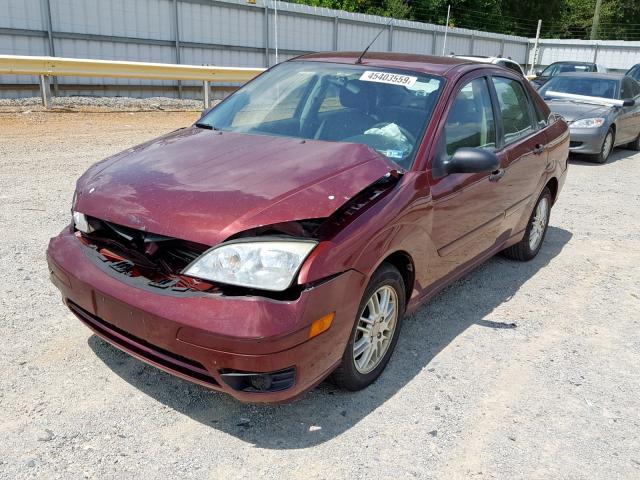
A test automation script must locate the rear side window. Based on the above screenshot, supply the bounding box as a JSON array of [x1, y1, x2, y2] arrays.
[[318, 84, 342, 112], [532, 97, 548, 128], [443, 78, 496, 156], [628, 65, 640, 81], [491, 77, 535, 144]]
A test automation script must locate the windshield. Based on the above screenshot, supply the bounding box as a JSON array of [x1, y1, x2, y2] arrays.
[[541, 63, 593, 77], [198, 61, 445, 169], [539, 76, 619, 100]]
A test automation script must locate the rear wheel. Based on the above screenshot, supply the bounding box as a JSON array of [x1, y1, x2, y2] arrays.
[[332, 263, 406, 391], [590, 128, 614, 164], [626, 133, 640, 151], [502, 187, 552, 262]]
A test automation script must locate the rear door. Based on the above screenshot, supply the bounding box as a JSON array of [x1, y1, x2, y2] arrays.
[[488, 75, 549, 235]]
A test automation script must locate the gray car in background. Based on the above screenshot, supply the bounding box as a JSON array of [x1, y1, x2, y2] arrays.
[[530, 61, 607, 90], [539, 73, 640, 163]]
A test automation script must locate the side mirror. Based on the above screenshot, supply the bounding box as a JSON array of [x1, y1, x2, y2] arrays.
[[442, 148, 500, 176], [622, 98, 635, 107], [535, 69, 543, 77]]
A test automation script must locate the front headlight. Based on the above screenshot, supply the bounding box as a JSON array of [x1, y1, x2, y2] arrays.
[[183, 240, 317, 291], [571, 117, 606, 128]]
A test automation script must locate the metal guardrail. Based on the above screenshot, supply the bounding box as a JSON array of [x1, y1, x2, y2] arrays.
[[0, 55, 265, 108]]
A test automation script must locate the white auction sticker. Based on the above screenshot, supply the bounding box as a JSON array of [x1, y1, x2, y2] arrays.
[[359, 71, 417, 87]]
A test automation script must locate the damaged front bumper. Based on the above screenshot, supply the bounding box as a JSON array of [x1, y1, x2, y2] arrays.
[[47, 227, 366, 403]]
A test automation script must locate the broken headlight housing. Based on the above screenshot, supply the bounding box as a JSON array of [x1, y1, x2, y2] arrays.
[[182, 240, 317, 292], [72, 211, 95, 234]]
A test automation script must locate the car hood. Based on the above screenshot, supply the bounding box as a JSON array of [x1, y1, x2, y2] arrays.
[[545, 99, 613, 123], [75, 127, 395, 246]]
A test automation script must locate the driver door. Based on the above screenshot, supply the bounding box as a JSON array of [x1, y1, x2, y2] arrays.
[[428, 74, 507, 274]]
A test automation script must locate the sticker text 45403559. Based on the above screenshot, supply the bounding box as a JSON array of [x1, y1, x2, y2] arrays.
[[359, 71, 417, 87]]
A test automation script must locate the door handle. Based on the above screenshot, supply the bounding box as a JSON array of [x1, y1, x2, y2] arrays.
[[532, 143, 546, 155], [489, 168, 505, 182]]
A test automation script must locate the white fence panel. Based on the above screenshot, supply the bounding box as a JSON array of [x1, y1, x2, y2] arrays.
[[530, 39, 640, 72]]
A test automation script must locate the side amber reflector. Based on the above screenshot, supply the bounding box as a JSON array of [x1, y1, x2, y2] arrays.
[[308, 312, 335, 339]]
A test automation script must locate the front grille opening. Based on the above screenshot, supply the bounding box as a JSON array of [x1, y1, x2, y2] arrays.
[[77, 218, 217, 294], [68, 301, 219, 387]]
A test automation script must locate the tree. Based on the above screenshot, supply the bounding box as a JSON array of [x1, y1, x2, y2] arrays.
[[286, 0, 640, 40]]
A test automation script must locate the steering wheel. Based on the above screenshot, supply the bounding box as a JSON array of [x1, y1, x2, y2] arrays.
[[368, 122, 416, 147]]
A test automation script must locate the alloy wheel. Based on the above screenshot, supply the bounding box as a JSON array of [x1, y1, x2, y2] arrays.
[[529, 196, 549, 251], [352, 285, 399, 374], [601, 131, 613, 160]]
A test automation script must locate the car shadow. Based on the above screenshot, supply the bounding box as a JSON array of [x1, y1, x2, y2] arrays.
[[569, 147, 638, 166], [89, 226, 572, 449]]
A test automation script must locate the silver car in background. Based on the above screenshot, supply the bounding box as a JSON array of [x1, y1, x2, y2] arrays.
[[453, 55, 525, 76], [539, 73, 640, 163]]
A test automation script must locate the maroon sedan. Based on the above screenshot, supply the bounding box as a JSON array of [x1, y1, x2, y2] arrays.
[[47, 53, 569, 403]]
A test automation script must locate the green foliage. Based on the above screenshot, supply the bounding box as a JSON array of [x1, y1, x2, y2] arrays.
[[285, 0, 640, 40]]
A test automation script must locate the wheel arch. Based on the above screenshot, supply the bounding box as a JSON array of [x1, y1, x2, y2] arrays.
[[379, 250, 415, 307], [545, 177, 559, 205]]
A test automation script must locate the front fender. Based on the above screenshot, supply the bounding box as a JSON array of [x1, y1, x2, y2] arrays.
[[299, 173, 437, 299]]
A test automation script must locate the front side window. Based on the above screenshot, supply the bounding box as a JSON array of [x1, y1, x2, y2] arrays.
[[492, 77, 535, 143], [630, 78, 640, 97], [621, 77, 640, 99], [199, 61, 445, 169], [443, 78, 496, 156]]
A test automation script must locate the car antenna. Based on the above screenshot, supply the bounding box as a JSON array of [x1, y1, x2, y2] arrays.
[[355, 19, 393, 65]]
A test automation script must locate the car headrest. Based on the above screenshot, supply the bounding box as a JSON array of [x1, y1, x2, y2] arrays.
[[340, 80, 374, 112]]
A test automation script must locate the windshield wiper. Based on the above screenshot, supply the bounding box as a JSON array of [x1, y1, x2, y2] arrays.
[[195, 122, 219, 130]]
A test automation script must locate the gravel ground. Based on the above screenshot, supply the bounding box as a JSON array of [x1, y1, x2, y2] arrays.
[[0, 96, 205, 113], [1, 110, 639, 479]]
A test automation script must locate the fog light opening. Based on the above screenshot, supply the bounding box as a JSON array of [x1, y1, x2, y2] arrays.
[[250, 374, 273, 391], [220, 367, 296, 393]]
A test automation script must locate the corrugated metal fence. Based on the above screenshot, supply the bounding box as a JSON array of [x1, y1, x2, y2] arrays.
[[529, 39, 640, 73], [0, 0, 529, 98], [2, 0, 640, 99]]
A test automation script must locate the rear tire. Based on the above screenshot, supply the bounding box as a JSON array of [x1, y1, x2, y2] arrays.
[[332, 263, 406, 391], [502, 187, 552, 262], [590, 128, 614, 164]]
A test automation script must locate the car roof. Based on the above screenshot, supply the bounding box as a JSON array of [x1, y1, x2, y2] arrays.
[[291, 51, 484, 77], [453, 55, 517, 64], [557, 72, 624, 80], [550, 61, 596, 66]]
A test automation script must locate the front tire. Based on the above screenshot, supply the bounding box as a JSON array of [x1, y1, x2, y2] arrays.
[[502, 187, 552, 262], [590, 128, 614, 164], [332, 263, 406, 391]]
